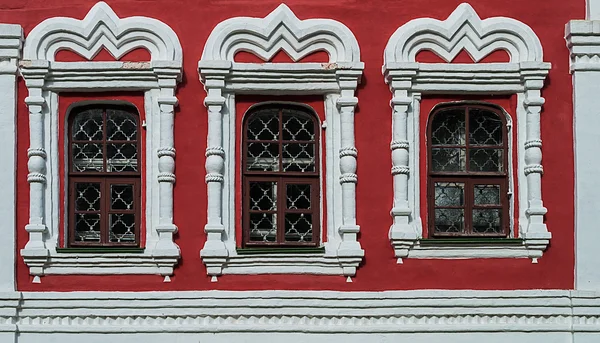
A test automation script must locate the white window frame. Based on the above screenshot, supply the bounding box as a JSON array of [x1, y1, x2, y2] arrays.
[[19, 1, 183, 282], [198, 4, 364, 280], [382, 3, 552, 262]]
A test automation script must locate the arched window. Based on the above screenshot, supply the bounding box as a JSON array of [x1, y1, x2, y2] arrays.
[[68, 105, 141, 247], [428, 104, 509, 238], [242, 104, 320, 247]]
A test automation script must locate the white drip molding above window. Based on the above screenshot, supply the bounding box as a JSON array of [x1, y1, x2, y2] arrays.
[[382, 3, 552, 262], [198, 4, 364, 280], [19, 1, 183, 282]]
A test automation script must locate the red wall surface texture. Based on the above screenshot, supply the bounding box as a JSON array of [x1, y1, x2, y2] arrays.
[[4, 0, 580, 291]]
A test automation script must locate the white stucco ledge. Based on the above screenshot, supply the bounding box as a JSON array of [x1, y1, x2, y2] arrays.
[[566, 20, 600, 72]]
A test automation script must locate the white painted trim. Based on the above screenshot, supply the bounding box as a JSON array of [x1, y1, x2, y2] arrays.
[[383, 3, 552, 262], [0, 24, 23, 292], [566, 20, 600, 290], [0, 290, 598, 341], [199, 5, 364, 278], [18, 2, 183, 280]]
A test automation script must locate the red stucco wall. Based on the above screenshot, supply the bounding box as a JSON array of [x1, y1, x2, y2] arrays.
[[6, 0, 581, 291]]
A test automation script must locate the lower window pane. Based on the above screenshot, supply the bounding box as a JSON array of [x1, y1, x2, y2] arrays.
[[249, 213, 277, 242], [472, 209, 502, 234], [109, 213, 136, 243], [469, 148, 503, 172], [74, 213, 101, 242], [434, 208, 465, 234], [284, 213, 313, 242], [431, 148, 466, 172]]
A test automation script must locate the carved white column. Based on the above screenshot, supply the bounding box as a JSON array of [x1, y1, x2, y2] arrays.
[[199, 63, 230, 277], [20, 61, 50, 281], [0, 24, 22, 291]]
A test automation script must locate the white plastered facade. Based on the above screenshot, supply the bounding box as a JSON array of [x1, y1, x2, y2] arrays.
[[198, 4, 364, 278], [383, 3, 552, 262], [19, 1, 183, 281]]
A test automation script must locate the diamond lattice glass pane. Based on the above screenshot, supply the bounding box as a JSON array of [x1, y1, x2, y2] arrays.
[[434, 182, 464, 207], [469, 148, 503, 172], [469, 108, 503, 146], [74, 213, 101, 242], [247, 111, 280, 141], [434, 208, 465, 233], [286, 184, 311, 209], [472, 209, 502, 234], [285, 213, 313, 242], [431, 108, 466, 145], [107, 109, 137, 141], [474, 184, 501, 205], [107, 143, 138, 172], [72, 109, 103, 141], [249, 213, 277, 242], [249, 181, 277, 211], [246, 142, 279, 171], [109, 213, 136, 243], [282, 143, 315, 172], [431, 148, 466, 172], [75, 182, 101, 211], [72, 143, 103, 172], [282, 111, 315, 141], [111, 184, 134, 210]]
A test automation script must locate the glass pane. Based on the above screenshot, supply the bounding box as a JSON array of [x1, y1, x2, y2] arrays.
[[286, 184, 311, 209], [431, 108, 466, 145], [249, 213, 277, 242], [72, 109, 103, 141], [249, 181, 277, 211], [74, 213, 101, 242], [107, 143, 138, 172], [282, 111, 315, 141], [469, 148, 503, 172], [75, 182, 101, 211], [111, 184, 135, 210], [282, 143, 315, 172], [474, 184, 501, 205], [431, 148, 466, 172], [72, 143, 103, 172], [469, 108, 503, 146], [246, 142, 279, 171], [434, 208, 465, 234], [107, 109, 137, 141], [472, 209, 502, 234], [109, 213, 136, 243], [434, 182, 464, 207], [285, 213, 313, 242], [247, 111, 279, 141]]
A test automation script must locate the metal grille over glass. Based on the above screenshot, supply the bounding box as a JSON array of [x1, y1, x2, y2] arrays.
[[428, 104, 509, 237], [69, 105, 140, 247], [243, 104, 320, 247]]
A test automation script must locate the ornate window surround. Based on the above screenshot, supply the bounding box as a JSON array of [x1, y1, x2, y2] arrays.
[[19, 1, 183, 282], [382, 3, 552, 262], [198, 4, 364, 279]]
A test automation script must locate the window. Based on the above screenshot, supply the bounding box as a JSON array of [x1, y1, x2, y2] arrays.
[[242, 104, 320, 247], [428, 104, 508, 238], [68, 105, 140, 247]]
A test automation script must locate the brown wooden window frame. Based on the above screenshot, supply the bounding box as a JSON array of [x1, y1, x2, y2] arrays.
[[242, 104, 321, 248], [427, 103, 510, 238], [68, 104, 141, 247]]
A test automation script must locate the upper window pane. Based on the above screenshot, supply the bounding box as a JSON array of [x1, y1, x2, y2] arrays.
[[431, 108, 466, 145]]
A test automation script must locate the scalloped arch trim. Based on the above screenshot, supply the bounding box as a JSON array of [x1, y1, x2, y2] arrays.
[[23, 1, 182, 62], [201, 4, 360, 63], [384, 3, 543, 64]]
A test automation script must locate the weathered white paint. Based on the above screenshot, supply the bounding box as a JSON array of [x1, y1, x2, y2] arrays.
[[566, 20, 600, 290], [198, 4, 364, 277], [0, 290, 595, 341], [18, 1, 183, 279], [383, 3, 552, 261], [0, 24, 23, 292]]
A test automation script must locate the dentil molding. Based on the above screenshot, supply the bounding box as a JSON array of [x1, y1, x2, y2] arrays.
[[198, 4, 364, 280], [383, 3, 552, 262], [19, 1, 183, 281]]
